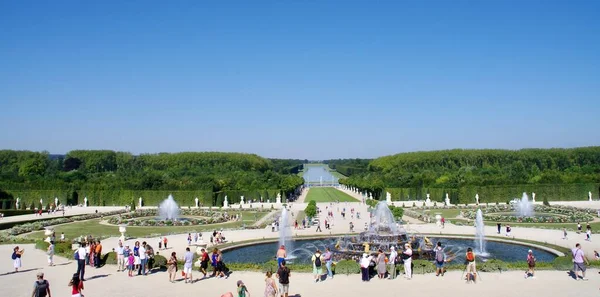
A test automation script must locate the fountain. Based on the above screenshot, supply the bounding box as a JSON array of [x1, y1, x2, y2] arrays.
[[279, 208, 293, 255], [158, 194, 180, 220], [475, 209, 487, 256], [515, 192, 534, 217]]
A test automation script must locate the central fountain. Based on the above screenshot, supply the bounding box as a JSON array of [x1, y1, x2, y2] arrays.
[[475, 209, 488, 256], [279, 208, 293, 254], [158, 194, 180, 220], [515, 192, 534, 217]]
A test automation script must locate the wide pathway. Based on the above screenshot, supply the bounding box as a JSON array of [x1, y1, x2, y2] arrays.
[[0, 206, 125, 225]]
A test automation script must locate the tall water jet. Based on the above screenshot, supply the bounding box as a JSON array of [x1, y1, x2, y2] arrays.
[[370, 201, 399, 234], [515, 192, 534, 217], [279, 208, 293, 256], [158, 194, 180, 220], [475, 209, 487, 256]]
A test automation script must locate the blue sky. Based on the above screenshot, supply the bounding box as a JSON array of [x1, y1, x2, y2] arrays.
[[1, 1, 599, 160]]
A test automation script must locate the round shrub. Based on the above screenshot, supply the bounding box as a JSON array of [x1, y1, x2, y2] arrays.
[[334, 260, 360, 275], [152, 254, 167, 269], [479, 259, 508, 272], [104, 252, 118, 265]]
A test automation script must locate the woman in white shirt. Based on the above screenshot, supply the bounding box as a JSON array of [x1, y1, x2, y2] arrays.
[[403, 243, 413, 280]]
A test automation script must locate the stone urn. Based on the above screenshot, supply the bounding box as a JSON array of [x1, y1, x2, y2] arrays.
[[118, 224, 127, 243], [44, 228, 54, 243]]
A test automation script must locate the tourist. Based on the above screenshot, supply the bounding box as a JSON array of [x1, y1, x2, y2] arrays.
[[163, 237, 168, 249], [402, 243, 412, 280], [349, 222, 354, 232], [94, 240, 102, 268], [217, 249, 228, 279], [88, 241, 95, 267], [388, 246, 398, 279], [441, 217, 445, 228], [525, 249, 536, 279], [60, 232, 65, 242], [571, 243, 589, 280], [294, 220, 298, 229], [465, 247, 477, 283], [375, 249, 386, 279], [272, 222, 276, 232], [138, 241, 148, 275], [315, 222, 322, 232], [69, 273, 84, 297], [276, 259, 290, 297], [32, 272, 51, 297], [12, 246, 23, 273], [360, 253, 371, 282], [116, 241, 125, 272], [311, 249, 323, 282], [200, 248, 209, 278], [302, 218, 306, 229], [434, 242, 446, 277], [265, 271, 278, 297], [506, 225, 512, 237], [133, 241, 141, 272], [167, 251, 177, 282], [277, 245, 287, 268], [194, 233, 198, 243], [127, 250, 135, 277], [76, 243, 86, 280], [184, 247, 194, 283], [577, 222, 582, 234], [595, 250, 600, 260], [237, 280, 249, 297], [563, 228, 568, 240], [211, 248, 219, 277], [497, 223, 501, 234], [47, 241, 55, 266], [323, 247, 333, 279], [158, 237, 162, 250], [188, 233, 192, 245]]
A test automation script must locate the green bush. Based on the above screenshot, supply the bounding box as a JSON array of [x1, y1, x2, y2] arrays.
[[478, 259, 508, 272], [104, 252, 118, 265], [412, 259, 436, 274], [304, 204, 317, 219], [334, 260, 360, 275], [152, 254, 167, 269]]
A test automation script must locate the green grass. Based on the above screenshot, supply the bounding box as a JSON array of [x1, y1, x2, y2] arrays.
[[22, 211, 269, 240], [305, 187, 358, 202]]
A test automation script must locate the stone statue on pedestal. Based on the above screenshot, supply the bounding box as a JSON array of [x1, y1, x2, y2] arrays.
[[386, 192, 392, 204], [223, 196, 229, 208], [426, 193, 431, 204], [590, 191, 593, 202], [532, 192, 536, 202], [138, 197, 143, 208], [475, 194, 479, 205], [240, 196, 245, 205], [276, 193, 282, 204], [55, 197, 58, 207], [195, 197, 199, 207], [84, 196, 88, 207], [16, 197, 20, 209], [445, 193, 450, 206]]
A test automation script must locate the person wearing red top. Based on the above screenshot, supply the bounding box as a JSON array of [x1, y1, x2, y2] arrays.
[[69, 273, 84, 297]]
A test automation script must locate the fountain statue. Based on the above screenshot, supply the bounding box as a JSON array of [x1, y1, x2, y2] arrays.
[[369, 192, 373, 200], [223, 196, 229, 208], [532, 192, 536, 202], [138, 197, 143, 208], [158, 194, 180, 220], [15, 197, 20, 209], [515, 192, 534, 217], [54, 197, 58, 207], [260, 196, 264, 203], [279, 208, 293, 254], [475, 209, 487, 256], [590, 191, 593, 202], [386, 192, 392, 204], [84, 196, 88, 207], [276, 193, 282, 204], [426, 193, 431, 204], [475, 193, 479, 205], [195, 197, 199, 208], [445, 193, 450, 206], [240, 196, 245, 205]]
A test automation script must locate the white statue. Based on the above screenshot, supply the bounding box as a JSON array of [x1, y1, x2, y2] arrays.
[[276, 193, 282, 204], [445, 193, 450, 206], [84, 196, 88, 207], [138, 197, 143, 208], [195, 197, 199, 207], [532, 192, 536, 202], [475, 194, 479, 205], [260, 196, 264, 202], [15, 197, 20, 209], [590, 191, 593, 202], [40, 198, 43, 207], [386, 192, 392, 204], [426, 193, 431, 204], [369, 192, 373, 200], [54, 197, 58, 207], [240, 196, 245, 205], [223, 196, 229, 208]]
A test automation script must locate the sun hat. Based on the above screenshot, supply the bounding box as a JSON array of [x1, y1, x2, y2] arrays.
[[528, 249, 532, 253], [237, 280, 244, 286]]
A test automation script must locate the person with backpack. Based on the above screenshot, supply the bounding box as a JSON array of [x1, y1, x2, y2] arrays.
[[311, 249, 323, 283], [32, 272, 51, 297], [525, 250, 536, 279], [68, 273, 84, 297], [465, 247, 477, 283], [434, 242, 446, 277], [12, 246, 24, 273], [277, 259, 291, 297]]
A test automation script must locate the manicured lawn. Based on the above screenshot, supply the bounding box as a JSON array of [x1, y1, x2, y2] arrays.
[[23, 211, 270, 240], [305, 187, 359, 202]]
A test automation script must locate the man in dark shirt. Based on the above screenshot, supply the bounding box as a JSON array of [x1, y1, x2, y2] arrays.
[[276, 260, 291, 297]]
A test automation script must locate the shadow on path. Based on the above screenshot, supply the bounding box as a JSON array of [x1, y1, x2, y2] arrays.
[[0, 268, 40, 276]]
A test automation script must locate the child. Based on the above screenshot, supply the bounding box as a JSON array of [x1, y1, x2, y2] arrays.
[[69, 273, 84, 297], [236, 280, 249, 297], [127, 252, 135, 277]]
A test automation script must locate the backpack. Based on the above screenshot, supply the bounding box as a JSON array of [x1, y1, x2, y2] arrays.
[[11, 252, 17, 260], [74, 250, 80, 260], [34, 280, 48, 297], [435, 249, 445, 262], [527, 255, 535, 265], [314, 254, 322, 267], [466, 252, 475, 262]]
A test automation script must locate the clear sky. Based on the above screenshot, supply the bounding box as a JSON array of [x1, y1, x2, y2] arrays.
[[1, 1, 599, 160]]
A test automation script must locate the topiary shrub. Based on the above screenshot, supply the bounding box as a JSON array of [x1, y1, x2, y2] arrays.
[[412, 259, 436, 274], [479, 259, 508, 272], [152, 254, 168, 270], [334, 260, 360, 275], [104, 251, 118, 265]]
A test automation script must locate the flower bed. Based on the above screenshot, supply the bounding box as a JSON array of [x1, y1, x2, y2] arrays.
[[462, 205, 594, 223], [106, 208, 269, 226]]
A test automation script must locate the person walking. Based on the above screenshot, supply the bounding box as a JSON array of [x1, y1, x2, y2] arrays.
[[497, 223, 501, 234], [572, 243, 589, 281], [323, 247, 333, 280], [32, 272, 51, 297], [506, 225, 512, 237], [138, 241, 148, 276], [465, 247, 477, 283], [47, 241, 55, 266], [167, 251, 177, 283], [217, 249, 228, 279], [434, 242, 446, 277], [183, 247, 194, 283], [199, 248, 209, 278], [276, 260, 291, 297], [237, 280, 249, 297], [265, 271, 278, 297], [163, 237, 168, 249], [577, 222, 582, 234], [94, 240, 102, 268], [69, 273, 84, 297], [402, 243, 412, 280], [376, 249, 386, 279], [276, 245, 287, 268], [210, 248, 219, 277], [360, 253, 371, 282], [388, 246, 398, 279], [116, 241, 125, 272], [563, 228, 568, 240], [315, 222, 322, 232], [586, 229, 592, 241], [187, 233, 192, 246], [311, 249, 323, 283], [76, 243, 86, 280], [525, 250, 536, 279]]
